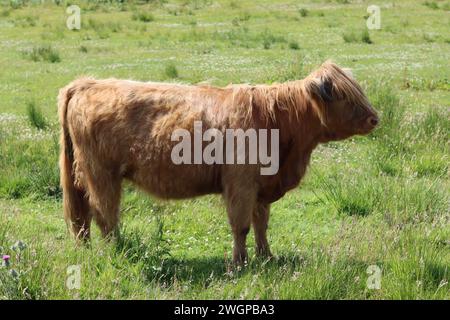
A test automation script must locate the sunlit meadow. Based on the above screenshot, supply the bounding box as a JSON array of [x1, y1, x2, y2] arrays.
[[0, 0, 448, 299]]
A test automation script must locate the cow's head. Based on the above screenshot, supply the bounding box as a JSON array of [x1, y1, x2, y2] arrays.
[[307, 61, 379, 142]]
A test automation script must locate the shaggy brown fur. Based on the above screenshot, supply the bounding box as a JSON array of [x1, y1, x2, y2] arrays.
[[59, 61, 378, 263]]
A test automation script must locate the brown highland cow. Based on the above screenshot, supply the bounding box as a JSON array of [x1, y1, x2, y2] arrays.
[[59, 61, 378, 264]]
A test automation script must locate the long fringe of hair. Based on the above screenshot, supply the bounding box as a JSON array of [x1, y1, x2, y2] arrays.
[[235, 61, 371, 127]]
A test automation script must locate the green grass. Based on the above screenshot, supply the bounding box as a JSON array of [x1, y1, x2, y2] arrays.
[[164, 62, 179, 79], [22, 45, 61, 63], [26, 101, 48, 130], [423, 1, 439, 10], [299, 8, 309, 17], [132, 12, 155, 23], [289, 41, 300, 50], [0, 0, 449, 300], [343, 30, 373, 44]]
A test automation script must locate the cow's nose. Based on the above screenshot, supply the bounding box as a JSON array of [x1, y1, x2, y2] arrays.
[[367, 116, 379, 127]]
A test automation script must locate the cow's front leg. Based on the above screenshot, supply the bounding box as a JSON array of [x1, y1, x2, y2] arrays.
[[223, 184, 256, 265], [252, 203, 272, 258]]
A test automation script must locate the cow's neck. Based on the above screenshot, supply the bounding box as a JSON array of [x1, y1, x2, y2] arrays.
[[271, 81, 323, 145], [256, 82, 324, 203]]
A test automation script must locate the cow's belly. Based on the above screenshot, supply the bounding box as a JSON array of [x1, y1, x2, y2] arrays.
[[128, 161, 222, 199]]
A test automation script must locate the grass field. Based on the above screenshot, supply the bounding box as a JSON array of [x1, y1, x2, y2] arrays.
[[0, 0, 449, 299]]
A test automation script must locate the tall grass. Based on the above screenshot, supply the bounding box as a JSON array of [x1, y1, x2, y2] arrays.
[[315, 170, 447, 222], [365, 81, 449, 178], [0, 120, 60, 199], [417, 107, 450, 143], [132, 12, 155, 23], [361, 30, 373, 44], [367, 82, 403, 138], [26, 101, 47, 130], [116, 216, 170, 280], [289, 41, 300, 50], [23, 45, 61, 63], [298, 8, 309, 17], [0, 221, 22, 299], [314, 80, 448, 218], [85, 18, 122, 39], [423, 1, 439, 9], [314, 171, 382, 216], [164, 62, 179, 79], [343, 30, 373, 44]]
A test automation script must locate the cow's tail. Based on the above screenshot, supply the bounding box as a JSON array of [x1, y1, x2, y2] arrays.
[[58, 81, 91, 240]]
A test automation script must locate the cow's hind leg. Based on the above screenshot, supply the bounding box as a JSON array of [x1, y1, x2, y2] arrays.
[[85, 168, 122, 239], [252, 203, 272, 258]]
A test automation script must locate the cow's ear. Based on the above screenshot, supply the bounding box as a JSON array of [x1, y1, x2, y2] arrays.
[[318, 78, 333, 102]]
